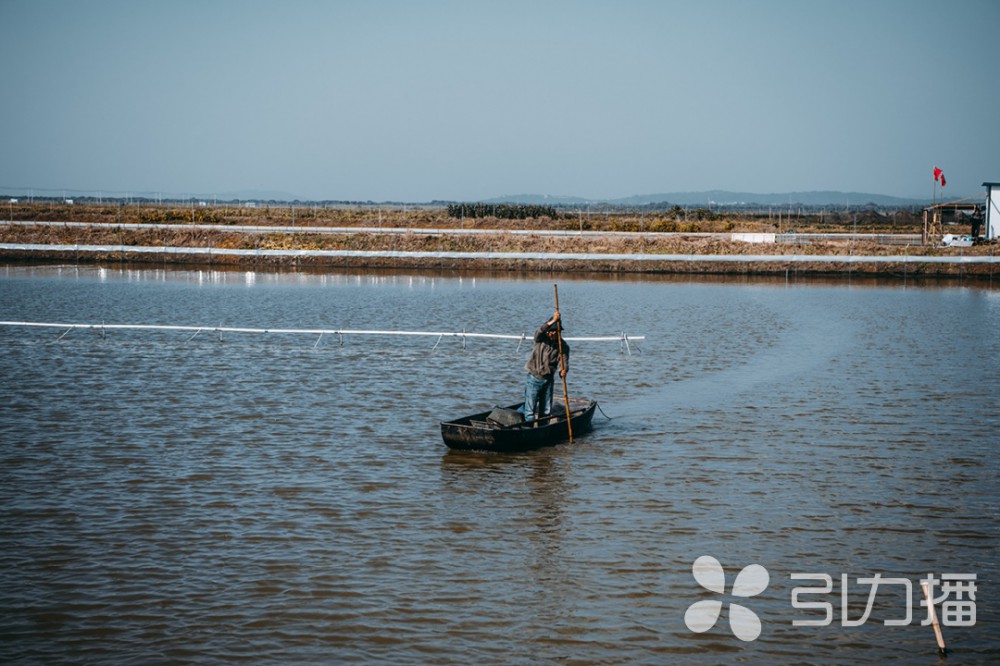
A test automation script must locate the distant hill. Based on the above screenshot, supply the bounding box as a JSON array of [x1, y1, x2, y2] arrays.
[[213, 189, 305, 202], [482, 193, 592, 205], [7, 187, 948, 208], [612, 190, 928, 207], [483, 190, 933, 207]]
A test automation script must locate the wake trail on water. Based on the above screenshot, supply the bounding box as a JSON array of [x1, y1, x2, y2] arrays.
[[597, 298, 859, 427]]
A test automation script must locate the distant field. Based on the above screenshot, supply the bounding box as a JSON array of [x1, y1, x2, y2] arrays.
[[2, 201, 930, 234], [2, 202, 996, 278]]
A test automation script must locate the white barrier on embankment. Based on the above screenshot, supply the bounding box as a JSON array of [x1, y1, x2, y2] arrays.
[[0, 220, 926, 244]]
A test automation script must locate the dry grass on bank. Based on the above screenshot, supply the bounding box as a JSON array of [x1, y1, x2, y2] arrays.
[[2, 222, 995, 258], [3, 201, 929, 235]]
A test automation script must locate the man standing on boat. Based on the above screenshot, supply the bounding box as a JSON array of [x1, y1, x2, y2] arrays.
[[521, 310, 570, 422]]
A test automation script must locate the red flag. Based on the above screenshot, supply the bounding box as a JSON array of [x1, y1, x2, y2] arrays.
[[933, 166, 943, 183], [940, 174, 946, 187]]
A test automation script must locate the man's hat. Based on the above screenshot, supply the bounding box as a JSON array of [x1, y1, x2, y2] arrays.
[[546, 321, 564, 333]]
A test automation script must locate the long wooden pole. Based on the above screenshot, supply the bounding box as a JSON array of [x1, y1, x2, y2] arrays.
[[553, 284, 573, 443], [921, 581, 947, 654]]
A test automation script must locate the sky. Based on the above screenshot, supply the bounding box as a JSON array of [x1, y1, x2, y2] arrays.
[[1, 0, 998, 202]]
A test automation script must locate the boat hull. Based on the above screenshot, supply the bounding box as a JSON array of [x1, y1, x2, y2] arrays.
[[440, 398, 597, 452]]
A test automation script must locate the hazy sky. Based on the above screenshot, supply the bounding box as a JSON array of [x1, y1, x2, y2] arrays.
[[1, 0, 997, 201]]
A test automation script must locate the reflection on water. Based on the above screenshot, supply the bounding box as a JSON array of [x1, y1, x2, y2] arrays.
[[1, 265, 998, 664]]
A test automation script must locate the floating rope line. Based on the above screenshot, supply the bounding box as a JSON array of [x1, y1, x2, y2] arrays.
[[0, 321, 644, 347]]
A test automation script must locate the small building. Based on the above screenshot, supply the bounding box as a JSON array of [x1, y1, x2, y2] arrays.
[[983, 182, 1000, 240], [922, 201, 979, 244]]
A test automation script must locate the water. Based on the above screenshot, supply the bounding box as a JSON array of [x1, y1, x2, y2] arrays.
[[1, 265, 998, 664]]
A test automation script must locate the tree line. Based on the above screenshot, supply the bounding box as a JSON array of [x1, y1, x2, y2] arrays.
[[447, 203, 559, 220]]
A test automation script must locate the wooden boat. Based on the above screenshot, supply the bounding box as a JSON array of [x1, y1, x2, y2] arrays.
[[440, 397, 597, 452]]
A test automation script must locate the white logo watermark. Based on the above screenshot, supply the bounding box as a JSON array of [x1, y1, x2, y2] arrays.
[[684, 556, 978, 643], [684, 555, 770, 642], [791, 572, 978, 628]]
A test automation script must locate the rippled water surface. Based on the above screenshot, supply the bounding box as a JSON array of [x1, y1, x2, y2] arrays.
[[1, 265, 998, 664]]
